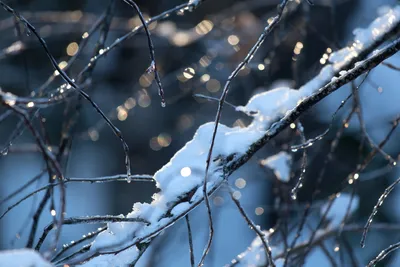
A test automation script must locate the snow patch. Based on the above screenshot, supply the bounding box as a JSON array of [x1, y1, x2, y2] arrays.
[[0, 249, 53, 267], [329, 6, 400, 70], [261, 152, 292, 182]]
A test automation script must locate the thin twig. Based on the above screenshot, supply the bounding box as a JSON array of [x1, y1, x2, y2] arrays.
[[185, 215, 195, 267], [192, 94, 237, 109], [0, 170, 46, 205], [0, 103, 66, 251], [0, 0, 132, 179], [361, 156, 400, 247], [52, 226, 107, 262], [66, 174, 154, 183], [0, 174, 153, 221], [382, 61, 400, 71], [367, 240, 400, 267], [36, 4, 109, 92], [199, 1, 290, 265], [352, 73, 395, 164], [122, 0, 165, 106], [290, 121, 308, 200], [228, 184, 275, 267], [35, 215, 150, 251]]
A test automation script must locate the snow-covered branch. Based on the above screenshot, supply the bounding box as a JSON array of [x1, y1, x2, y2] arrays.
[[39, 6, 400, 266]]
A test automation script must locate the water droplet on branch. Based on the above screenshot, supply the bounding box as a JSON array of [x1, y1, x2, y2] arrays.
[[146, 61, 156, 74]]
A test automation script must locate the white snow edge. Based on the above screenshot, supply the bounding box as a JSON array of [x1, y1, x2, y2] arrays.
[[0, 249, 53, 267]]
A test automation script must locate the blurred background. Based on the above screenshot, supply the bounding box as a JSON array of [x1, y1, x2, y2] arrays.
[[1, 0, 400, 266]]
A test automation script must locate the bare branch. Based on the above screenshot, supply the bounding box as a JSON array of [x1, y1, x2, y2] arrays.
[[185, 215, 195, 267], [228, 184, 275, 267], [0, 0, 132, 178], [122, 0, 165, 106]]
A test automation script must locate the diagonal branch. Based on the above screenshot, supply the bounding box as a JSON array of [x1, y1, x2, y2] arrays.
[[52, 6, 400, 266]]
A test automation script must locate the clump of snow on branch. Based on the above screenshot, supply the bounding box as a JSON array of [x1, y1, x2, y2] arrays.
[[0, 249, 53, 267], [234, 66, 337, 128], [80, 123, 267, 264], [329, 6, 400, 69], [236, 6, 400, 124], [154, 123, 264, 201], [236, 87, 302, 130], [261, 152, 292, 182], [74, 5, 399, 266]]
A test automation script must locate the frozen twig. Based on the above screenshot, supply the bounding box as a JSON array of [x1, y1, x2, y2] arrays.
[[37, 4, 111, 92], [290, 86, 353, 152], [199, 1, 290, 265], [192, 94, 237, 109], [360, 126, 400, 247], [66, 174, 154, 183], [0, 174, 153, 222], [367, 240, 400, 267], [0, 0, 132, 179], [185, 215, 195, 267], [122, 0, 165, 106], [52, 227, 107, 262], [228, 184, 275, 267], [76, 1, 199, 81], [35, 216, 150, 251], [0, 102, 66, 252], [290, 121, 308, 200], [352, 73, 396, 164]]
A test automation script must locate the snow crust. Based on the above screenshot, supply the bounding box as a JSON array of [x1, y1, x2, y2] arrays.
[[0, 249, 53, 267], [329, 6, 400, 70]]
